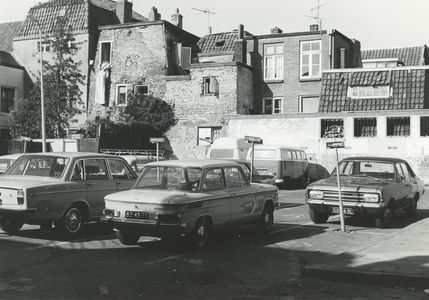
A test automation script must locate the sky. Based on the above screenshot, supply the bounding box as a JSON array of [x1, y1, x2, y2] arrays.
[[1, 0, 429, 50]]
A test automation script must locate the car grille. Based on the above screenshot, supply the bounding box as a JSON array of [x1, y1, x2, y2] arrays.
[[323, 191, 364, 202]]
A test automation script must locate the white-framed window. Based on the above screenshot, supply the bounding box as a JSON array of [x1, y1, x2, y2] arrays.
[[263, 43, 283, 80], [99, 41, 112, 66], [349, 85, 390, 98], [134, 85, 149, 96], [116, 84, 127, 105], [37, 41, 51, 53], [202, 76, 219, 96], [300, 40, 321, 79], [299, 96, 319, 113], [198, 127, 222, 145], [263, 97, 282, 114]]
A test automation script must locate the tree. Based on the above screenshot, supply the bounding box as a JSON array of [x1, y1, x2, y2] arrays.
[[7, 16, 85, 139]]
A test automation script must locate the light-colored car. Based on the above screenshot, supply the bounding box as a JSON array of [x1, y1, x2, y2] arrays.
[[305, 157, 425, 228], [120, 155, 166, 174], [0, 153, 22, 175], [102, 159, 279, 247], [0, 152, 138, 235]]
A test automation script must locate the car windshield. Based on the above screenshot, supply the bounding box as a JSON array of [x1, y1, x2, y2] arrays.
[[135, 166, 203, 191], [4, 156, 70, 178], [331, 160, 395, 180]]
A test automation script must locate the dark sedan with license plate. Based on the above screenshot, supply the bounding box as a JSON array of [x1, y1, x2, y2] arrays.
[[102, 159, 279, 248], [305, 157, 425, 228]]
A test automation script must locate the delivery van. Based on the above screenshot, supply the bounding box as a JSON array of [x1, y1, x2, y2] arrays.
[[246, 144, 309, 189], [206, 137, 251, 160]]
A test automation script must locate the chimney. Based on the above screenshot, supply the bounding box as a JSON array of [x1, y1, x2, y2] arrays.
[[149, 7, 161, 21], [116, 0, 132, 24], [340, 48, 346, 69], [270, 27, 282, 34], [171, 8, 183, 29], [234, 24, 247, 64], [310, 24, 319, 31]]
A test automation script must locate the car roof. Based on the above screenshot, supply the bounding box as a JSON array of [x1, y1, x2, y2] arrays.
[[252, 144, 303, 151], [145, 159, 240, 168], [0, 153, 23, 159], [341, 157, 409, 163], [17, 152, 122, 159]]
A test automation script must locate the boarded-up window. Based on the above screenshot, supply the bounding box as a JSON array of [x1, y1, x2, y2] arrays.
[[387, 117, 410, 136], [354, 118, 377, 137]]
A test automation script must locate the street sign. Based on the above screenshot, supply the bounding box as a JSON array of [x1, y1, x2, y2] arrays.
[[150, 137, 165, 143], [326, 141, 345, 149], [244, 135, 263, 144]]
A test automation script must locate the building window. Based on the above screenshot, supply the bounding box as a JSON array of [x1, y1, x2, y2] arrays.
[[263, 98, 282, 114], [134, 85, 149, 96], [0, 128, 12, 140], [299, 96, 319, 113], [37, 41, 51, 53], [1, 87, 14, 113], [321, 119, 344, 138], [263, 44, 283, 80], [202, 76, 219, 96], [421, 117, 429, 136], [387, 117, 410, 136], [198, 127, 221, 146], [100, 42, 112, 66], [350, 85, 390, 98], [116, 84, 127, 105], [362, 59, 403, 68], [300, 40, 321, 79], [354, 118, 377, 137]]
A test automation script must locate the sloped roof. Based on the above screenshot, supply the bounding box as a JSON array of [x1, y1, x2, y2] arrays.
[[361, 45, 428, 66], [319, 68, 428, 112], [16, 0, 147, 38], [0, 50, 22, 68], [0, 21, 24, 52], [197, 31, 252, 53]]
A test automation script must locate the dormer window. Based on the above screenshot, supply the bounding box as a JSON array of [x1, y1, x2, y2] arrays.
[[349, 85, 390, 98], [362, 58, 404, 68], [215, 40, 225, 47]]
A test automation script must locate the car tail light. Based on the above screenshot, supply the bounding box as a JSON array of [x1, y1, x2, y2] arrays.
[[103, 209, 120, 217]]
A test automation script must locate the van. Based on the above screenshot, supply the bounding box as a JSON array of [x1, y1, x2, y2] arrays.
[[206, 137, 251, 160], [246, 144, 309, 189]]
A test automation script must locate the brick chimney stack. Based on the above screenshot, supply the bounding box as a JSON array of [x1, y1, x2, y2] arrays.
[[270, 27, 283, 34], [171, 8, 183, 29], [149, 7, 161, 21], [116, 0, 132, 24], [234, 24, 247, 64]]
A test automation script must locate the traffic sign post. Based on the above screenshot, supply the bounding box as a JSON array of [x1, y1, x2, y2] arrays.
[[244, 135, 263, 182], [150, 137, 165, 161]]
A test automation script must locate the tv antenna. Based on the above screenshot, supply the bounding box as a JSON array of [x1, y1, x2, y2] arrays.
[[191, 7, 223, 34], [304, 0, 327, 31]]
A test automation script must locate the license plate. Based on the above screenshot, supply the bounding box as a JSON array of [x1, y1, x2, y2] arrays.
[[331, 207, 354, 215], [125, 211, 148, 219]]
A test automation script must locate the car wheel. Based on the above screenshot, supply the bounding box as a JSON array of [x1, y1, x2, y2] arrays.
[[117, 231, 140, 245], [0, 218, 24, 234], [190, 217, 210, 248], [375, 203, 394, 228], [309, 207, 329, 224], [57, 207, 83, 234], [406, 198, 417, 218], [256, 205, 274, 234]]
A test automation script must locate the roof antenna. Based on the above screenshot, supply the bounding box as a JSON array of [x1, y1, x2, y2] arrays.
[[191, 7, 223, 34], [304, 0, 327, 33]]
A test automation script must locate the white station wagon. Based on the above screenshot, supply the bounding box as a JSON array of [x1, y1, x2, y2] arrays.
[[0, 152, 137, 235], [102, 160, 279, 247]]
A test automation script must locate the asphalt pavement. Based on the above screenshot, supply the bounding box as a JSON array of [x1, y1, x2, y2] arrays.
[[295, 189, 429, 290]]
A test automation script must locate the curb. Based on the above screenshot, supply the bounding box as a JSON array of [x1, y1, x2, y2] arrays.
[[301, 265, 429, 289]]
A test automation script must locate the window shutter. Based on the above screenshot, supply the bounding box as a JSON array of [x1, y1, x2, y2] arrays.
[[174, 43, 182, 66], [181, 47, 191, 69], [210, 76, 219, 94]]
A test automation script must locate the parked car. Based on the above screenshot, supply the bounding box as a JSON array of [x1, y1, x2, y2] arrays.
[[0, 153, 22, 175], [227, 159, 276, 186], [0, 152, 138, 235], [305, 157, 425, 228], [101, 149, 166, 174], [102, 159, 279, 247]]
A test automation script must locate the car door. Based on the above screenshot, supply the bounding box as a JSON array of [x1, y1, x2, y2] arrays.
[[394, 163, 413, 209], [225, 166, 259, 225], [84, 158, 117, 217], [107, 158, 138, 191]]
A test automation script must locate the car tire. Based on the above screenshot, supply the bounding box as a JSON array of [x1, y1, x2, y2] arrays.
[[0, 218, 24, 234], [56, 207, 83, 234], [309, 208, 329, 224], [406, 198, 417, 218], [190, 217, 210, 249], [256, 205, 274, 234], [375, 203, 394, 228], [117, 231, 140, 245]]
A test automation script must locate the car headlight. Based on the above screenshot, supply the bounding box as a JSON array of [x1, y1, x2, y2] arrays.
[[363, 193, 380, 203], [309, 190, 324, 199]]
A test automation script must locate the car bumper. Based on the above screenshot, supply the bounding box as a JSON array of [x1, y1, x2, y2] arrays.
[[102, 217, 189, 237], [306, 199, 384, 216]]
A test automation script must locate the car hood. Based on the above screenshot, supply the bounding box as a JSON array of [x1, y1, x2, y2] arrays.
[[0, 176, 60, 189], [308, 175, 391, 191], [104, 188, 219, 205]]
